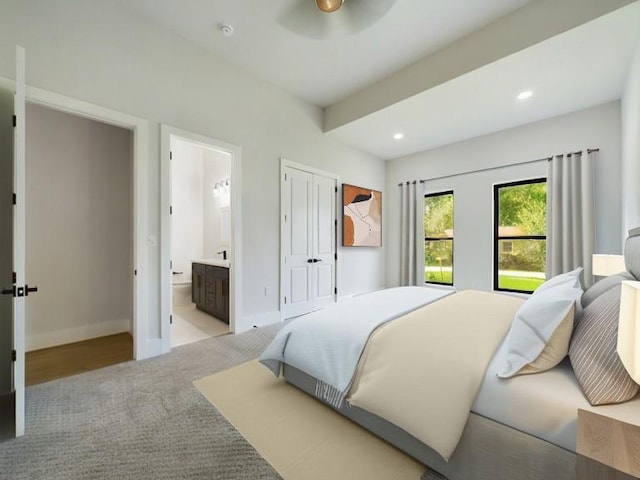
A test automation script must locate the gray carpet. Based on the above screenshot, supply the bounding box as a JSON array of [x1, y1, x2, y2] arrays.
[[0, 325, 283, 480], [0, 323, 448, 479]]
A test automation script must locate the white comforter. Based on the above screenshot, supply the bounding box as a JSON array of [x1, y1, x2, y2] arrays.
[[260, 286, 452, 407]]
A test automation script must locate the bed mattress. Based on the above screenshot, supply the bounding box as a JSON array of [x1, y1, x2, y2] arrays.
[[473, 338, 640, 452]]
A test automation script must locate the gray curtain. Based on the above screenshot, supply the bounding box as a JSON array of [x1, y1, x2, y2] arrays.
[[399, 181, 418, 286], [546, 150, 596, 287]]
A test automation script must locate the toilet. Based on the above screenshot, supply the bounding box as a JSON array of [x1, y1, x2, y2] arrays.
[[172, 273, 192, 307]]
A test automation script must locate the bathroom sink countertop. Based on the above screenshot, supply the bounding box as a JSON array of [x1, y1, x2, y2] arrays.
[[193, 259, 230, 268]]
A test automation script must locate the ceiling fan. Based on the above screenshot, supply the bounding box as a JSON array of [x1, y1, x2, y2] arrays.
[[279, 0, 396, 39]]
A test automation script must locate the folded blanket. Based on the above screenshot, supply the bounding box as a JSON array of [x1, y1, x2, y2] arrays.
[[348, 290, 524, 461], [260, 286, 453, 407]]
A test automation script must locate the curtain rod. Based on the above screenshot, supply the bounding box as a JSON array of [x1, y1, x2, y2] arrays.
[[396, 148, 599, 186], [417, 155, 550, 184]]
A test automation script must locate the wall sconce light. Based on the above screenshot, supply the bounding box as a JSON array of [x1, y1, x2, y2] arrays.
[[213, 178, 231, 197]]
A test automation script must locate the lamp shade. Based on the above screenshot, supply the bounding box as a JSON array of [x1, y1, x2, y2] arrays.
[[592, 254, 626, 276], [617, 280, 640, 383]]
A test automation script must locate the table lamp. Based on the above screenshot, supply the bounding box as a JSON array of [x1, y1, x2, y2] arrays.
[[618, 280, 640, 383], [592, 254, 625, 277]]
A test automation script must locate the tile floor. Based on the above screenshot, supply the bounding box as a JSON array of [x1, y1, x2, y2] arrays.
[[171, 303, 229, 348]]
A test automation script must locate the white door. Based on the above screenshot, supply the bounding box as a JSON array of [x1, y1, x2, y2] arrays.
[[281, 164, 336, 319], [311, 174, 336, 310], [0, 65, 15, 440], [0, 47, 27, 439], [13, 46, 26, 437]]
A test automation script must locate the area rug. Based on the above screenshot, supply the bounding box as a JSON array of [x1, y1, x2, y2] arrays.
[[194, 360, 431, 480]]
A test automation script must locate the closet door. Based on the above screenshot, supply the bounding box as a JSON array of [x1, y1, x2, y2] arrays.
[[281, 164, 336, 320], [311, 174, 336, 310], [281, 167, 314, 318]]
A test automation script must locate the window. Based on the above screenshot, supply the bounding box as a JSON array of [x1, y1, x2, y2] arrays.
[[424, 191, 453, 285], [494, 179, 547, 293]]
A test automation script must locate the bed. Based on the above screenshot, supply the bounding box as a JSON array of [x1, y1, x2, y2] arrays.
[[260, 229, 640, 480]]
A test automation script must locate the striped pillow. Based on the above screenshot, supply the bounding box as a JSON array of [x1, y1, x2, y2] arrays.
[[569, 285, 639, 405]]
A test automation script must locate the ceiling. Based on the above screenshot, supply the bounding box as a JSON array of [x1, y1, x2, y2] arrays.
[[113, 0, 640, 160]]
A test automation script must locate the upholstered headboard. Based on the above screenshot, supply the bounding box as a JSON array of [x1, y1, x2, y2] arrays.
[[624, 227, 640, 280]]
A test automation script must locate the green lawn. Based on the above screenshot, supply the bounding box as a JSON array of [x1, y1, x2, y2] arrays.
[[498, 275, 544, 292], [425, 270, 452, 284], [425, 271, 544, 293]]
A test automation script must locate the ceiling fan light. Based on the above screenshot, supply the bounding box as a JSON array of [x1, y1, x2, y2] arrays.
[[315, 0, 343, 13]]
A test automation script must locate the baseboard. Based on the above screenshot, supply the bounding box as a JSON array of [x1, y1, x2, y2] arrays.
[[144, 338, 165, 359], [240, 310, 281, 333], [26, 318, 131, 351]]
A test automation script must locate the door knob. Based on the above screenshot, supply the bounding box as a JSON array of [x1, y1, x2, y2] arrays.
[[0, 284, 38, 297], [25, 285, 38, 296]]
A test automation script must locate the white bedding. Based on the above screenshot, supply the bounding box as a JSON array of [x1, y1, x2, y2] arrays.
[[260, 286, 452, 407], [473, 338, 640, 452]]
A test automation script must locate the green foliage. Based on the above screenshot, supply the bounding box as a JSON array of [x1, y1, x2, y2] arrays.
[[422, 183, 548, 290], [498, 182, 547, 235], [424, 193, 453, 237], [498, 239, 546, 272], [498, 182, 547, 272], [424, 194, 454, 274]]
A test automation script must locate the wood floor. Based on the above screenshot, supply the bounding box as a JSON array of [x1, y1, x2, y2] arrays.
[[25, 333, 133, 386]]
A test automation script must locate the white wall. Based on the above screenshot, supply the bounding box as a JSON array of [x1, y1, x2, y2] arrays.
[[171, 139, 204, 279], [385, 101, 623, 290], [4, 0, 385, 338], [622, 43, 640, 238], [203, 148, 231, 259], [25, 103, 132, 350]]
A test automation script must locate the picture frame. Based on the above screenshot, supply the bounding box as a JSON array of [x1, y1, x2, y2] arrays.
[[342, 184, 382, 247]]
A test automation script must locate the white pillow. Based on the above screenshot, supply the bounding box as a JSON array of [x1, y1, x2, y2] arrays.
[[498, 268, 583, 378]]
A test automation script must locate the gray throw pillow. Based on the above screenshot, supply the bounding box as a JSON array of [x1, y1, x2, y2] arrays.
[[569, 286, 639, 405], [582, 272, 635, 309]]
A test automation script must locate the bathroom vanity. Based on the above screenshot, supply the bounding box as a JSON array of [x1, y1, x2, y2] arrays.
[[192, 260, 230, 324]]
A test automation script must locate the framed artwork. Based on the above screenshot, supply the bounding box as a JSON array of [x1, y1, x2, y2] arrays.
[[342, 184, 382, 247]]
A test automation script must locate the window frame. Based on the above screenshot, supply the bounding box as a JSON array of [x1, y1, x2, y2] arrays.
[[493, 178, 546, 294], [424, 190, 454, 286]]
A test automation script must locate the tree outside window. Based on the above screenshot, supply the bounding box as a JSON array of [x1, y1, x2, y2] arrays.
[[494, 179, 547, 293], [424, 191, 453, 285]]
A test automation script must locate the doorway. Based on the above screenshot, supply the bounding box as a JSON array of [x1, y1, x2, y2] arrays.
[[160, 125, 242, 351], [24, 102, 134, 384], [169, 137, 231, 347], [0, 69, 149, 438]]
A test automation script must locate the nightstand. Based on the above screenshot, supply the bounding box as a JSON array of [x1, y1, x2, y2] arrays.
[[576, 408, 640, 479]]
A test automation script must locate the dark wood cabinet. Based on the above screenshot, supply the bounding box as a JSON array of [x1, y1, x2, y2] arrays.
[[192, 262, 229, 324], [192, 262, 205, 306]]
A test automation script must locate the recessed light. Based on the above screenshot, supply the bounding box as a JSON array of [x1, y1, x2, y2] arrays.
[[393, 133, 404, 140], [517, 90, 533, 100]]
